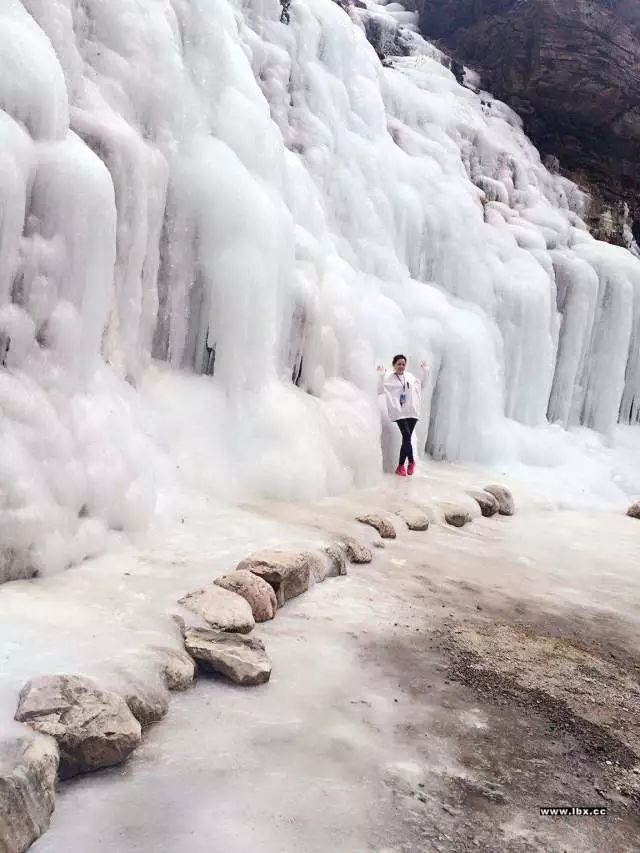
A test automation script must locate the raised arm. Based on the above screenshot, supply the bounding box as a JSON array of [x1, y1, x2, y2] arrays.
[[420, 360, 429, 389], [376, 364, 386, 394]]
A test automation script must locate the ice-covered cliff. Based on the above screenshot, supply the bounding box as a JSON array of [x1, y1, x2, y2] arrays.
[[406, 0, 640, 248], [2, 0, 640, 579]]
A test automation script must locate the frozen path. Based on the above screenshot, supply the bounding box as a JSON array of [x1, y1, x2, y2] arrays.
[[28, 470, 640, 853]]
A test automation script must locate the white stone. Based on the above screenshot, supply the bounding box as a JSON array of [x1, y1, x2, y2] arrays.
[[178, 585, 255, 633]]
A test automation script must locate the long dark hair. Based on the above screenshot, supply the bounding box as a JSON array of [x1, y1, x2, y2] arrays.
[[392, 354, 407, 366]]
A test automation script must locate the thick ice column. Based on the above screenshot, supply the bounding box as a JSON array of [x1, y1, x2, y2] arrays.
[[73, 112, 169, 381], [547, 251, 599, 427], [29, 132, 117, 366], [620, 309, 640, 423], [0, 114, 35, 307], [195, 138, 293, 392], [0, 2, 69, 309], [575, 242, 637, 433], [618, 265, 640, 424], [152, 169, 198, 370], [0, 1, 69, 141], [408, 287, 505, 462], [20, 0, 88, 117], [491, 251, 556, 426]]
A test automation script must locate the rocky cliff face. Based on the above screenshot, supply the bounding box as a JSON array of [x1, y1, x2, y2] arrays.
[[409, 0, 640, 248]]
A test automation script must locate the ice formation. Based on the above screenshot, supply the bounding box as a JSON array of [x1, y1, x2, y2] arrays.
[[2, 0, 640, 577]]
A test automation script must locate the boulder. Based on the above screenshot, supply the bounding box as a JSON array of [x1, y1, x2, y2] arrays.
[[322, 543, 348, 577], [214, 570, 278, 622], [356, 514, 397, 539], [122, 680, 169, 728], [444, 507, 471, 528], [183, 627, 271, 686], [153, 646, 196, 691], [468, 490, 499, 517], [0, 734, 58, 853], [395, 508, 430, 531], [304, 552, 329, 584], [484, 484, 515, 516], [236, 550, 315, 606], [626, 502, 640, 519], [178, 585, 255, 633], [15, 675, 142, 779], [341, 538, 373, 564]]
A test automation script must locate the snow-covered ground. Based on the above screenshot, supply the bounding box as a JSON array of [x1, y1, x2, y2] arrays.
[[14, 457, 639, 853], [3, 359, 640, 736], [2, 364, 640, 849]]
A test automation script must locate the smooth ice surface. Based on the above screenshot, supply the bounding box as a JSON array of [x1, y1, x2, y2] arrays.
[[2, 0, 640, 574], [21, 463, 640, 853]]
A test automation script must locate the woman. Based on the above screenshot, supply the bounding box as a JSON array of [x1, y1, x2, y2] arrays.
[[377, 355, 428, 476]]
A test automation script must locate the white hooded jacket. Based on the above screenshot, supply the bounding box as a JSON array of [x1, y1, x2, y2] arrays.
[[378, 367, 428, 422]]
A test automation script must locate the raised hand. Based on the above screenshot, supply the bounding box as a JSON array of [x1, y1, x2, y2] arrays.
[[420, 360, 428, 370], [376, 364, 386, 374]]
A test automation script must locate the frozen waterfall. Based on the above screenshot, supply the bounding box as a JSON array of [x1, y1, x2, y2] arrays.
[[2, 0, 640, 577]]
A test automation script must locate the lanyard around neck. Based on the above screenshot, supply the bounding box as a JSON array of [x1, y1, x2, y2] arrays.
[[395, 373, 407, 390]]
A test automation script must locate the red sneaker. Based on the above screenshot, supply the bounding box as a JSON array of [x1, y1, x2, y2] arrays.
[[407, 461, 416, 476], [395, 465, 407, 477]]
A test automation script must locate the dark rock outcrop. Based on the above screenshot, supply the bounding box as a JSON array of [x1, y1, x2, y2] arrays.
[[408, 0, 640, 245]]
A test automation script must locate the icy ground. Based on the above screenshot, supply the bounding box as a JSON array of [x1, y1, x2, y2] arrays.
[[4, 0, 640, 846], [0, 442, 637, 852]]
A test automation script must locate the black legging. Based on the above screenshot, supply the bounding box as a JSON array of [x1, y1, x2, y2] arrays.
[[396, 417, 417, 466]]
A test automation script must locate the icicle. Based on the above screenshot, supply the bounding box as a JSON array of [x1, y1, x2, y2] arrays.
[[2, 0, 640, 576]]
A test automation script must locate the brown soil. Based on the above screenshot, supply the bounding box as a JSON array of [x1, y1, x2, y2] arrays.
[[364, 579, 640, 852]]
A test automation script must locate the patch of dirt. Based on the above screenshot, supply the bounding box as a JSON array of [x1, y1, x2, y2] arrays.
[[363, 579, 640, 852], [446, 622, 640, 771], [451, 655, 639, 773]]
